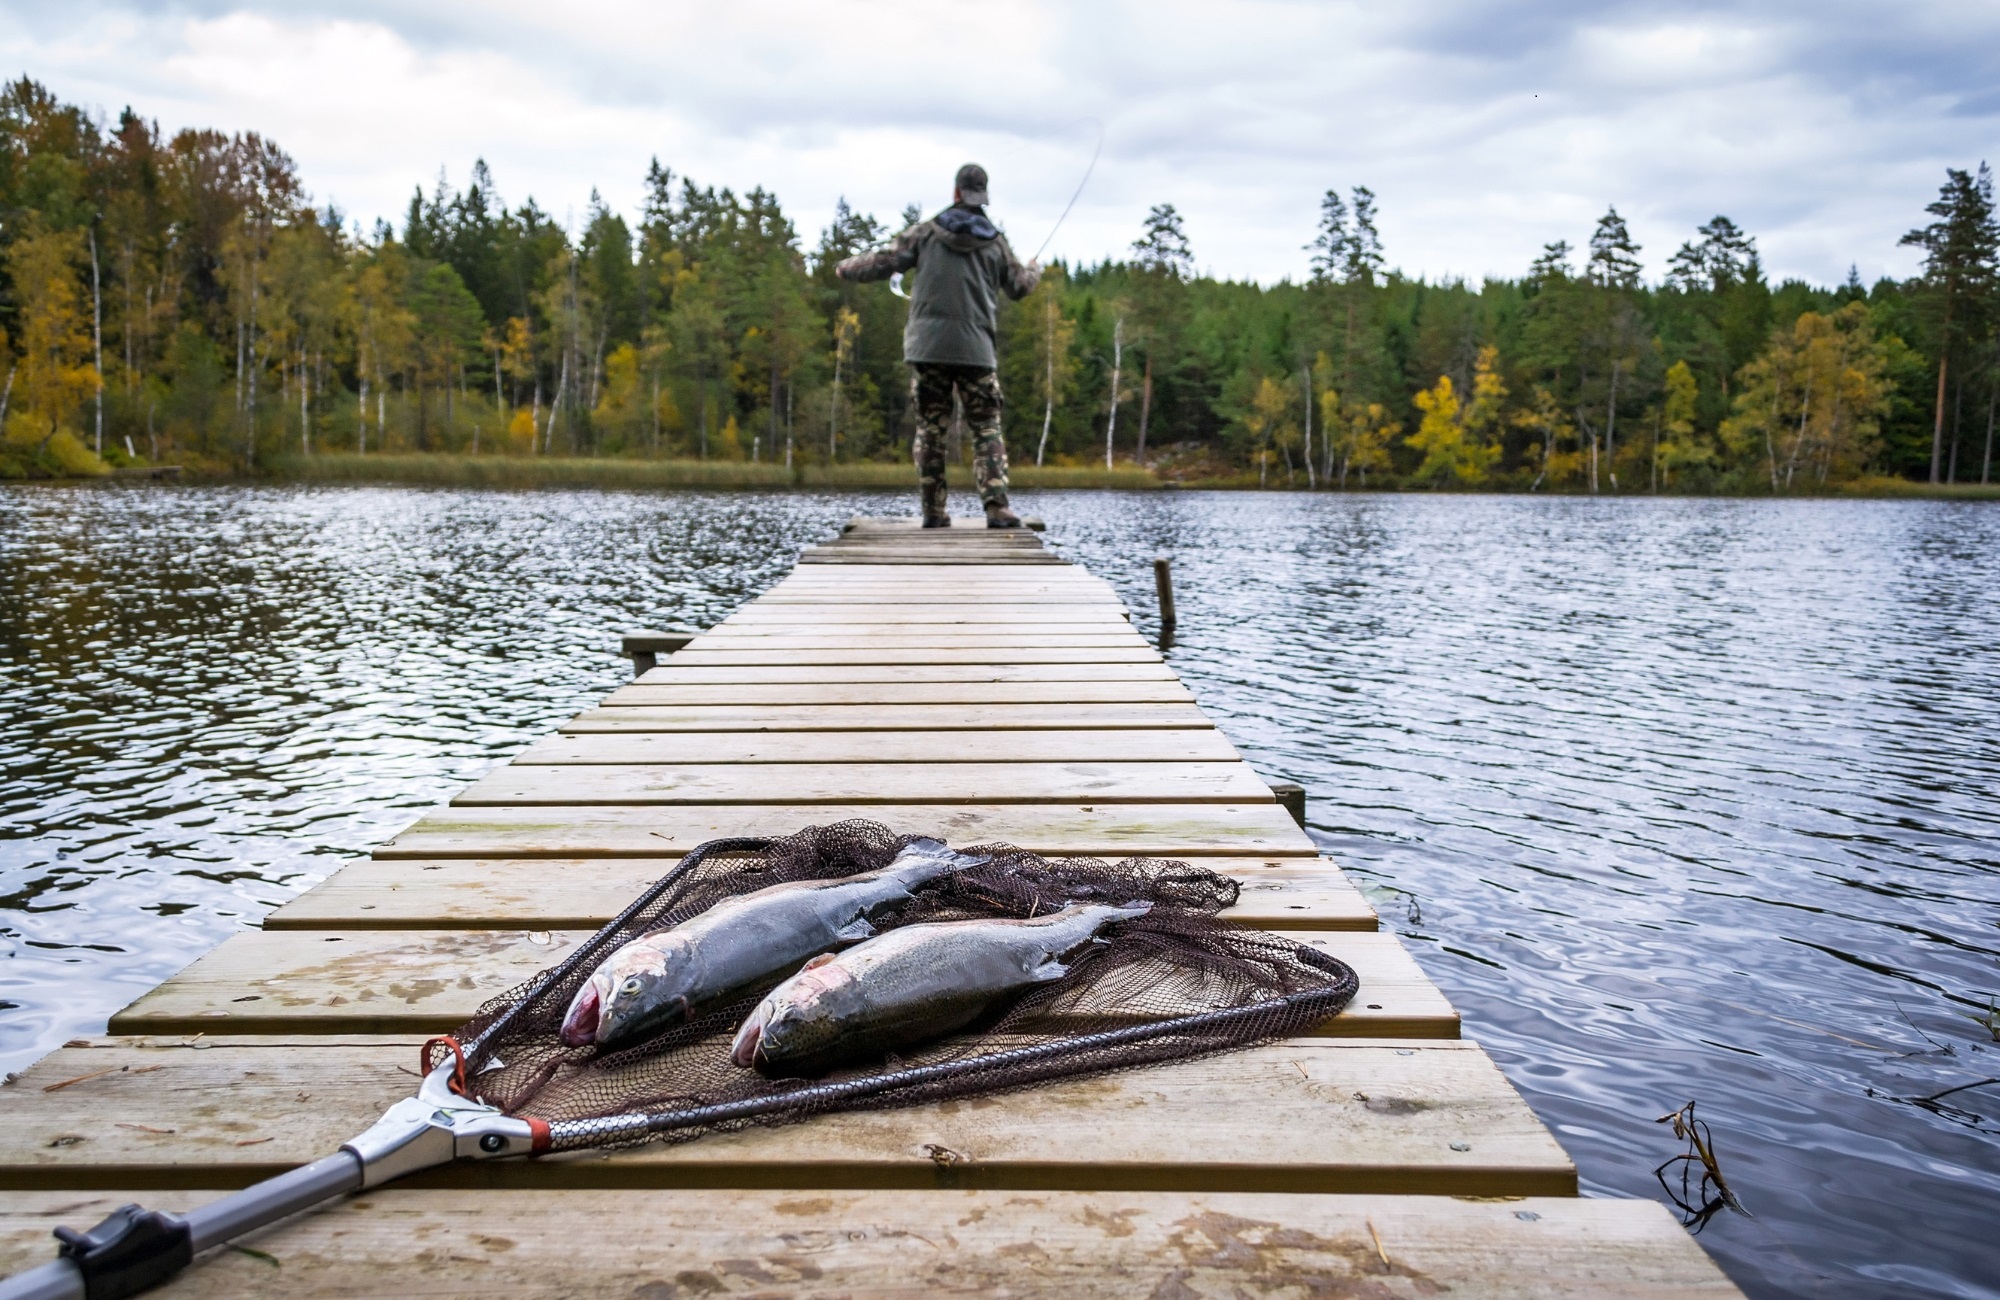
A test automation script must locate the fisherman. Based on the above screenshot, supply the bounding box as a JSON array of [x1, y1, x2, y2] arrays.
[[837, 163, 1041, 528]]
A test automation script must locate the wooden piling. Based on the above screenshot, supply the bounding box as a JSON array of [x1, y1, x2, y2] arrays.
[[1154, 555, 1177, 636]]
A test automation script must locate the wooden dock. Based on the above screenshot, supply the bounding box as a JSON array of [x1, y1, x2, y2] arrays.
[[0, 517, 1741, 1296]]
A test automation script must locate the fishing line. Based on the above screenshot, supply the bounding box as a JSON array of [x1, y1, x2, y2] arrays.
[[1033, 118, 1104, 264]]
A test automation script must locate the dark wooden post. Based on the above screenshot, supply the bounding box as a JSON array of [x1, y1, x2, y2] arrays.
[[622, 631, 694, 677], [1153, 556, 1176, 636], [1269, 781, 1306, 828]]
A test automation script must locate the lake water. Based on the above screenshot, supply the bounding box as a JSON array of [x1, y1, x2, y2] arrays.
[[2, 484, 1996, 1298]]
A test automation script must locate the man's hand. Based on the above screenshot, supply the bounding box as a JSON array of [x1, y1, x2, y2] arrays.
[[835, 255, 861, 281]]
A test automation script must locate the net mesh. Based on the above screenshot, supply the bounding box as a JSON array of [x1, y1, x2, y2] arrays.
[[431, 820, 1355, 1151]]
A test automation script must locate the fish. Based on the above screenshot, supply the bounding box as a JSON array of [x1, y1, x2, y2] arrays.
[[560, 837, 989, 1052], [731, 900, 1152, 1075]]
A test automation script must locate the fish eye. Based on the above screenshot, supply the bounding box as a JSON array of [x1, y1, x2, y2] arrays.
[[620, 977, 643, 997]]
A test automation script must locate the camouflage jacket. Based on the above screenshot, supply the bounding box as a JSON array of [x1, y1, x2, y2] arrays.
[[837, 206, 1040, 369]]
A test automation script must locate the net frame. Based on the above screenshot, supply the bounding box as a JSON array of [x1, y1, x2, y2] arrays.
[[430, 822, 1358, 1154]]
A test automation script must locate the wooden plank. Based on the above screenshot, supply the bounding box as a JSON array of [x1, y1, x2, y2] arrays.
[[0, 1189, 1741, 1298], [767, 581, 1113, 595], [753, 592, 1127, 604], [780, 563, 1081, 576], [719, 606, 1129, 624], [453, 761, 1276, 807], [109, 929, 1441, 1038], [265, 857, 1374, 933], [633, 664, 1171, 684], [686, 632, 1153, 648], [562, 703, 1215, 732], [800, 552, 1080, 560], [691, 624, 1144, 642], [601, 683, 1197, 706], [0, 1038, 1569, 1195], [376, 802, 1317, 859], [513, 729, 1240, 764], [665, 647, 1167, 666]]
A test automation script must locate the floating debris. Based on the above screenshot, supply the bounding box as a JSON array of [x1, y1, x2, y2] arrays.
[[1654, 1101, 1750, 1232], [1967, 998, 1999, 1044]]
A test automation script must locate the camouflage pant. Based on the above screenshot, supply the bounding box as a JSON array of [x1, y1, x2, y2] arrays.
[[911, 363, 1009, 506]]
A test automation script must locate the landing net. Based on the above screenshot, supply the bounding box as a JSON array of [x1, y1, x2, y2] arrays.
[[431, 820, 1356, 1153]]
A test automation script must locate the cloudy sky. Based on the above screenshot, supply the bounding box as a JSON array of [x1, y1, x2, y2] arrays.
[[9, 1, 1997, 286]]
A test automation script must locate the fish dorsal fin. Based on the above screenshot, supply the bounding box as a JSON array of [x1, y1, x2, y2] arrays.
[[803, 952, 840, 970]]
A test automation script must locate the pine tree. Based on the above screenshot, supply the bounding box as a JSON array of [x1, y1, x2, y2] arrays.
[[1307, 189, 1349, 284], [1666, 215, 1754, 291], [1900, 164, 1999, 482], [1345, 187, 1384, 284], [1131, 204, 1193, 279], [1588, 207, 1643, 288]]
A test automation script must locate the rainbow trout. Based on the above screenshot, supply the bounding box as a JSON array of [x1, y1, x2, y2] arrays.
[[560, 838, 989, 1051], [730, 901, 1152, 1075]]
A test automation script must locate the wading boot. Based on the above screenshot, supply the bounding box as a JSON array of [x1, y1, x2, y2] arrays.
[[984, 501, 1024, 529], [921, 482, 951, 528]]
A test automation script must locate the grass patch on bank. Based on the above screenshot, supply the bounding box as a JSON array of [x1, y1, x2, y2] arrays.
[[1835, 476, 2000, 501], [267, 454, 1159, 491]]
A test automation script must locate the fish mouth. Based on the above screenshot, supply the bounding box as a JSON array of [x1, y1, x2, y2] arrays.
[[729, 1011, 766, 1067], [559, 982, 601, 1048]]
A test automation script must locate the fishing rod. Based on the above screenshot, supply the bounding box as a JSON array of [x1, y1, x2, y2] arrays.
[[1033, 119, 1104, 264]]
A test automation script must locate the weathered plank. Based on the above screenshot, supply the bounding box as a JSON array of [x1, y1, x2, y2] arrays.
[[601, 683, 1197, 706], [799, 552, 1068, 565], [108, 929, 1441, 1038], [754, 590, 1124, 604], [513, 728, 1240, 764], [453, 761, 1275, 807], [670, 647, 1165, 666], [688, 630, 1147, 646], [0, 1189, 1742, 1298], [634, 664, 1175, 685], [0, 1038, 1567, 1195], [562, 703, 1214, 732], [718, 606, 1129, 624], [265, 857, 1374, 932], [376, 802, 1317, 859]]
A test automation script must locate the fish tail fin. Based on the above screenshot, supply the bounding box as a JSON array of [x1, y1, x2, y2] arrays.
[[895, 835, 992, 880]]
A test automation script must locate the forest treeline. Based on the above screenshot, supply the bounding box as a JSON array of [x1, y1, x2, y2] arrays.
[[1, 75, 1996, 491]]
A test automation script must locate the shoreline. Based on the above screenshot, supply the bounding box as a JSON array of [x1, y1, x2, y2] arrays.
[[8, 454, 2000, 500]]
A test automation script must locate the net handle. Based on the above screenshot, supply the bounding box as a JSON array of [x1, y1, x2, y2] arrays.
[[458, 836, 773, 1061], [541, 944, 1357, 1152]]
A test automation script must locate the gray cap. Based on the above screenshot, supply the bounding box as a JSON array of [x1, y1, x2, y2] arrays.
[[954, 163, 989, 207]]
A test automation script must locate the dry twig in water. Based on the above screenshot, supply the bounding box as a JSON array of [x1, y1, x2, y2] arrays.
[[1655, 1101, 1749, 1232]]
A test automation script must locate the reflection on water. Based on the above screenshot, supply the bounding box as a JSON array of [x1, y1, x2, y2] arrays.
[[3, 484, 1997, 1299]]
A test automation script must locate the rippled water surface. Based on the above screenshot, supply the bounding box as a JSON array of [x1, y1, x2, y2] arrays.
[[3, 484, 1997, 1298]]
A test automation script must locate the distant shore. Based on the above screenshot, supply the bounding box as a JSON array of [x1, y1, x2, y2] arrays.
[[10, 454, 1999, 499]]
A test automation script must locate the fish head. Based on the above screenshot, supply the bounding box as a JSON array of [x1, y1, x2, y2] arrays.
[[731, 952, 851, 1070], [576, 934, 704, 1053]]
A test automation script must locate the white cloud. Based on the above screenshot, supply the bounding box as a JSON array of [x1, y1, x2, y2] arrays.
[[7, 0, 1995, 285]]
